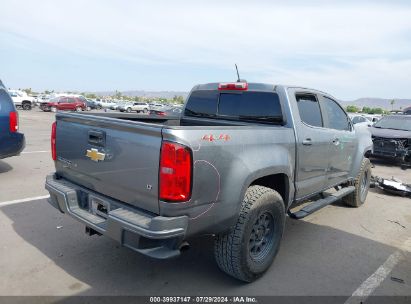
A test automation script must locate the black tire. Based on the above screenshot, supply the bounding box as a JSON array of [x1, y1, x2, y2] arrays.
[[126, 107, 132, 113], [342, 158, 371, 207], [214, 185, 285, 282], [86, 106, 91, 111], [51, 107, 57, 113], [75, 106, 82, 112], [143, 108, 148, 113], [22, 102, 31, 110], [97, 105, 102, 110]]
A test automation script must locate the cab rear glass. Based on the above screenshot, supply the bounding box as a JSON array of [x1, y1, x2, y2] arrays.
[[184, 90, 283, 124]]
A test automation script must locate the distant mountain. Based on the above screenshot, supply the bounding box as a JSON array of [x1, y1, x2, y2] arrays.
[[340, 98, 411, 111]]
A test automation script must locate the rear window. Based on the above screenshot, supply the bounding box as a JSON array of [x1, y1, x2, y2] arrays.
[[184, 90, 282, 123], [184, 90, 218, 117]]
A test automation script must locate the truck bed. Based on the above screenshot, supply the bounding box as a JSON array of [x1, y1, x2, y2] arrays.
[[54, 111, 295, 220], [77, 112, 272, 127]]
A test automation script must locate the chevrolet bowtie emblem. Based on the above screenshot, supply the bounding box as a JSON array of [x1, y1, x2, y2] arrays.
[[86, 148, 106, 162]]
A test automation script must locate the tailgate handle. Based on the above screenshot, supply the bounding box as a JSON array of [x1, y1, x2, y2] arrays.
[[88, 130, 106, 146]]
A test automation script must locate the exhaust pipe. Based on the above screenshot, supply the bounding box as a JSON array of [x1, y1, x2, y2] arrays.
[[179, 241, 190, 252]]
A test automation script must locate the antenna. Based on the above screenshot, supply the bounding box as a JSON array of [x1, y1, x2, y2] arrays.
[[235, 64, 240, 82], [235, 64, 246, 82]]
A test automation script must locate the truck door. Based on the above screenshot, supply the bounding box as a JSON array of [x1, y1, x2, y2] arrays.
[[290, 91, 335, 200], [319, 95, 356, 187]]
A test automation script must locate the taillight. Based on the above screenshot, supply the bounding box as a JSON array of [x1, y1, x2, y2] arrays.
[[159, 141, 192, 202], [51, 122, 56, 161], [9, 111, 18, 132], [218, 82, 248, 91], [157, 111, 166, 116]]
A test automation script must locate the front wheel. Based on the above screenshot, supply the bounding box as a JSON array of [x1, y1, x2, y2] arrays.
[[342, 158, 371, 207], [214, 185, 285, 282], [126, 107, 132, 113], [86, 106, 91, 111], [75, 106, 82, 112]]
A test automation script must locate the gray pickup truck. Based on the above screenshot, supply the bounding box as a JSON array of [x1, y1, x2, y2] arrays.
[[45, 82, 372, 282]]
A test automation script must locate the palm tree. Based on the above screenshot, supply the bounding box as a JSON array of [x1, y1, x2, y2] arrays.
[[390, 99, 395, 111]]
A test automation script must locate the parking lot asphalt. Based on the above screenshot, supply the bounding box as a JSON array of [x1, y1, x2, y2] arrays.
[[0, 109, 410, 298]]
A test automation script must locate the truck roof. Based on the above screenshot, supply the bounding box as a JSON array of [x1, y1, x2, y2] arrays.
[[192, 82, 334, 98]]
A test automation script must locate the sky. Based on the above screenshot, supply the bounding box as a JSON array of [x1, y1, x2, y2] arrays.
[[1, 0, 411, 100]]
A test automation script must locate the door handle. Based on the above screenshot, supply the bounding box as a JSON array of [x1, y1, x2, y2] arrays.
[[332, 138, 340, 145], [88, 130, 106, 146], [302, 138, 312, 146]]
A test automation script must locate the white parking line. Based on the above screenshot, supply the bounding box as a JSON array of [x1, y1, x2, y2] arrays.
[[0, 195, 50, 207], [344, 238, 410, 304], [21, 150, 50, 154]]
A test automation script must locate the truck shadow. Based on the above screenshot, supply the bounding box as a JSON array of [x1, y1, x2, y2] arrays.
[[0, 160, 13, 173], [2, 199, 400, 296], [370, 157, 405, 168]]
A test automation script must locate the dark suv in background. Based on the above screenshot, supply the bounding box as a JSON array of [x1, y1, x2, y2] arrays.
[[40, 96, 87, 112], [0, 80, 25, 159]]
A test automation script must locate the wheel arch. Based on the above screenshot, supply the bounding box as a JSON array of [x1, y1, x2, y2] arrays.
[[250, 173, 289, 208], [241, 170, 293, 212]]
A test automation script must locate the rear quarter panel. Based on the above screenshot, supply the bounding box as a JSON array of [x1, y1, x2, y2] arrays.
[[349, 125, 373, 177], [160, 126, 295, 236]]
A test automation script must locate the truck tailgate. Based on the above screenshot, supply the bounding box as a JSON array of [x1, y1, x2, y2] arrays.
[[55, 113, 162, 214]]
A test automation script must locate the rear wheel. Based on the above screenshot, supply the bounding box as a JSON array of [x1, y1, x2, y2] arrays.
[[51, 107, 57, 113], [126, 107, 132, 113], [342, 158, 371, 207], [214, 185, 285, 282], [86, 106, 91, 111], [22, 102, 32, 110], [143, 108, 148, 113], [75, 106, 82, 112]]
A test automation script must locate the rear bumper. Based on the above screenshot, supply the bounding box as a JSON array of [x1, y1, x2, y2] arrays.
[[0, 133, 25, 159], [45, 174, 188, 259]]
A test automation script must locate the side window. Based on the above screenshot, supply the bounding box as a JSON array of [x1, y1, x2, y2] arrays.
[[352, 116, 363, 124], [67, 98, 76, 103], [59, 97, 68, 103], [321, 96, 350, 131], [296, 94, 323, 127], [10, 92, 17, 97]]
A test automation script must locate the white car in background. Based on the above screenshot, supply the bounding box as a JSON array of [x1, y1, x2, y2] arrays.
[[9, 90, 35, 110], [349, 114, 373, 128], [118, 102, 150, 113], [96, 99, 117, 109]]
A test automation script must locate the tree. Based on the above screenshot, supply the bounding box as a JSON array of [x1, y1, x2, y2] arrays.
[[114, 90, 122, 99], [390, 99, 395, 111], [23, 88, 32, 95], [372, 108, 384, 114], [362, 107, 371, 113], [172, 95, 185, 104], [346, 105, 359, 113], [85, 93, 97, 99]]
